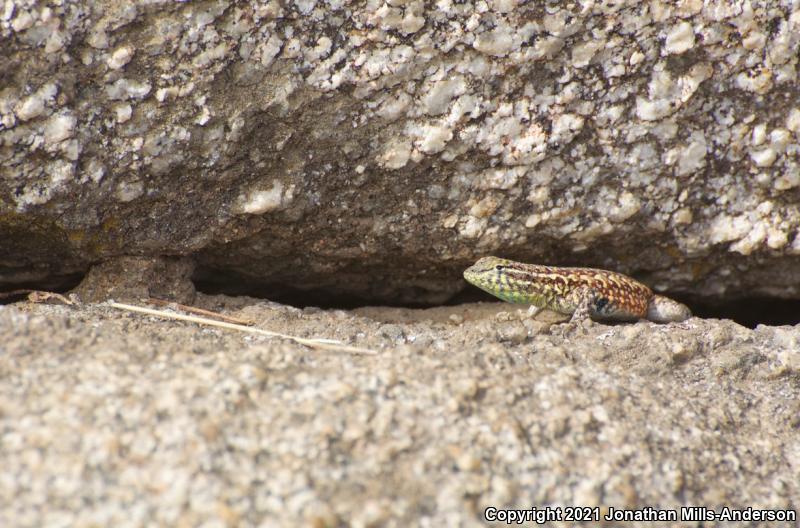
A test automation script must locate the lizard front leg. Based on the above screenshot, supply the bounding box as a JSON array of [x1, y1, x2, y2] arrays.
[[568, 286, 599, 324]]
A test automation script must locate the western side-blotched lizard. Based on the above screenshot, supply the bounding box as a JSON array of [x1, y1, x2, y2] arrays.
[[463, 256, 691, 323]]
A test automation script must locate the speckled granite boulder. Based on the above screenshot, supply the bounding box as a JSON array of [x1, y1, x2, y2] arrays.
[[1, 301, 799, 525], [2, 1, 800, 302]]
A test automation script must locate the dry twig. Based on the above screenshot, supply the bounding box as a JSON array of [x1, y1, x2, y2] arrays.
[[108, 301, 377, 355], [0, 289, 74, 305], [146, 297, 255, 326]]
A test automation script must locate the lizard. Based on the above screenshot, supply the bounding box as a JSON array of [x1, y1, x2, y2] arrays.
[[463, 256, 691, 323]]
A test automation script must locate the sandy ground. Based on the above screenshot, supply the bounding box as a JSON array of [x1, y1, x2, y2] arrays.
[[1, 295, 799, 527]]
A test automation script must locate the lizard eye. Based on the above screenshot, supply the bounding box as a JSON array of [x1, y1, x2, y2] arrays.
[[495, 265, 504, 271]]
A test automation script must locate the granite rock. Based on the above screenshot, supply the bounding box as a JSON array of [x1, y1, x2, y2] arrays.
[[0, 299, 798, 525], [1, 1, 800, 303]]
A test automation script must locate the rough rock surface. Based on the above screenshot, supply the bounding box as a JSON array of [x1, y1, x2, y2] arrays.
[[1, 299, 799, 526], [73, 255, 197, 303], [2, 1, 800, 303]]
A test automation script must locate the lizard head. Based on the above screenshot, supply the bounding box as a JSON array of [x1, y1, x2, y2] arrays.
[[463, 256, 516, 288], [463, 256, 548, 305]]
